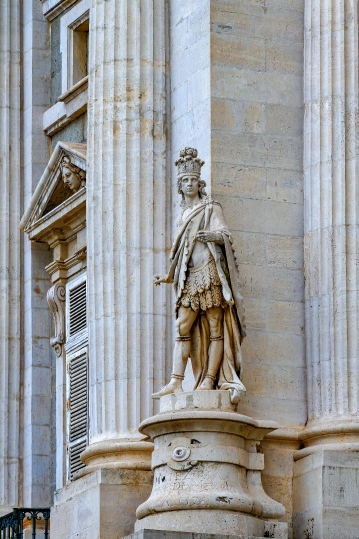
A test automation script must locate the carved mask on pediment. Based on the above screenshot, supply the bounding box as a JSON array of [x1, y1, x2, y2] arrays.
[[60, 155, 86, 192]]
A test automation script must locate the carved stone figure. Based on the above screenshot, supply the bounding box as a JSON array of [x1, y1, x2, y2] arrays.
[[153, 147, 246, 403], [60, 155, 86, 192]]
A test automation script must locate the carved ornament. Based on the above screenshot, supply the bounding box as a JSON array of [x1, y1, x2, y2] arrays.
[[47, 283, 66, 357]]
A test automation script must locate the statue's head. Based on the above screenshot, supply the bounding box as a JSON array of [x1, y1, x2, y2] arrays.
[[60, 155, 86, 192], [175, 147, 207, 202]]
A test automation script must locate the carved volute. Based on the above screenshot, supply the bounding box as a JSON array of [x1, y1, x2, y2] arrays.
[[47, 283, 66, 357]]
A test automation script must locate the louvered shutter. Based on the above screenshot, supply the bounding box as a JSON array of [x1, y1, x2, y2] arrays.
[[68, 349, 88, 480], [68, 280, 87, 336], [66, 273, 88, 482]]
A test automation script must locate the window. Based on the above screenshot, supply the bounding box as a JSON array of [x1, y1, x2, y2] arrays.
[[65, 273, 88, 481], [60, 0, 90, 94], [70, 18, 89, 87]]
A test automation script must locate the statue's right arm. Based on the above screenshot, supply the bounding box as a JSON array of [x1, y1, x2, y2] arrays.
[[154, 273, 174, 286]]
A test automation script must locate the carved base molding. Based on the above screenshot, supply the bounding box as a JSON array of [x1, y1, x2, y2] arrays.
[[77, 440, 154, 478], [294, 419, 359, 461]]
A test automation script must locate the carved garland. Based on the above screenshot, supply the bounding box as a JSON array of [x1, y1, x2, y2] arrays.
[[47, 283, 66, 357]]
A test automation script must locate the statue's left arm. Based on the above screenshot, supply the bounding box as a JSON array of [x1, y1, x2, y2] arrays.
[[196, 201, 230, 244], [207, 201, 232, 240], [206, 202, 246, 339]]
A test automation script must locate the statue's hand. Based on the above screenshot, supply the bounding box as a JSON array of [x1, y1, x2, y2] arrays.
[[154, 274, 173, 286], [196, 231, 223, 244]]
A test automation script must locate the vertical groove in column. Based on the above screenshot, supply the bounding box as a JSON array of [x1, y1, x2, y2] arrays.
[[139, 0, 153, 421], [319, 0, 332, 419], [0, 0, 21, 510], [129, 0, 141, 436], [304, 0, 313, 421], [332, 0, 348, 417], [345, 0, 358, 415], [87, 0, 168, 446], [152, 0, 169, 411], [304, 0, 359, 426]]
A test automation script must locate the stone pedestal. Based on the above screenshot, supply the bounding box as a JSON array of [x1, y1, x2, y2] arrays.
[[135, 392, 286, 538], [50, 469, 153, 539], [293, 450, 359, 539]]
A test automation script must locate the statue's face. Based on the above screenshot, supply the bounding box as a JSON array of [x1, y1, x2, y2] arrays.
[[181, 174, 199, 196], [62, 166, 81, 191]]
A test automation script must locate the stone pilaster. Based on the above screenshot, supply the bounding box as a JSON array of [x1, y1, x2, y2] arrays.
[[83, 0, 170, 471], [0, 0, 21, 515], [22, 0, 52, 506], [302, 0, 359, 448], [293, 2, 359, 536]]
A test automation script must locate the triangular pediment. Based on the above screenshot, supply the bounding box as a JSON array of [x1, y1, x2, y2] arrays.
[[20, 141, 87, 234]]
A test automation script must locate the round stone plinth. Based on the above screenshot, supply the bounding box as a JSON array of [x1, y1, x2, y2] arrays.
[[135, 391, 285, 534]]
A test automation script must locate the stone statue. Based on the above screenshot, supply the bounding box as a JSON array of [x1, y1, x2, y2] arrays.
[[153, 147, 246, 403], [60, 155, 86, 192]]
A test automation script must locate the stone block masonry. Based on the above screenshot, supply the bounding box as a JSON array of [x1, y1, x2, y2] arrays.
[[210, 1, 305, 429]]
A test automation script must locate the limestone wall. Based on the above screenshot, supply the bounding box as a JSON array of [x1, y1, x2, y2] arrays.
[[212, 0, 305, 428], [170, 0, 306, 429], [170, 0, 211, 230], [51, 113, 87, 149], [169, 4, 305, 534]]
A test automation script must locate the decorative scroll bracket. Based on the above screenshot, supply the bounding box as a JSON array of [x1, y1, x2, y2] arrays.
[[47, 283, 66, 357]]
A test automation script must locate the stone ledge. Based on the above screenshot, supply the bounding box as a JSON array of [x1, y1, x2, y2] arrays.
[[43, 88, 87, 137]]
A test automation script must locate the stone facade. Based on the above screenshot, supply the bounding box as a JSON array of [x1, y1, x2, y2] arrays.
[[0, 1, 358, 538]]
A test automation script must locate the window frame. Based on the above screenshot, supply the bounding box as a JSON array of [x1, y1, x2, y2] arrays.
[[60, 0, 90, 95]]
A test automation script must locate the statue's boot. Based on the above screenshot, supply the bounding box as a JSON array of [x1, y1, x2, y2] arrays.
[[197, 336, 223, 391], [151, 375, 184, 399], [152, 337, 190, 399], [197, 374, 215, 390]]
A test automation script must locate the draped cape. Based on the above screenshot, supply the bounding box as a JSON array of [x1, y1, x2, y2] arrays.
[[168, 198, 246, 403]]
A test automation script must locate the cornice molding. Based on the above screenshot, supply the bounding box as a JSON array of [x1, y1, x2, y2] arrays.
[[41, 0, 79, 22]]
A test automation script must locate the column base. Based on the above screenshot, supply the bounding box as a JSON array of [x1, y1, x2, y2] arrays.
[[293, 450, 359, 539], [50, 468, 153, 539], [129, 523, 287, 539], [78, 440, 153, 477]]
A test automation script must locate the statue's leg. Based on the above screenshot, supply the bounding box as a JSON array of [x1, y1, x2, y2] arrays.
[[152, 306, 197, 398], [198, 307, 224, 391]]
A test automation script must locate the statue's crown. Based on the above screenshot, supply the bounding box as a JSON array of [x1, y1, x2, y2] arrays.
[[175, 147, 205, 177]]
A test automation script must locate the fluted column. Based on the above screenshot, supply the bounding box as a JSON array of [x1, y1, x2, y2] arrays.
[[83, 0, 170, 471], [0, 0, 21, 514], [303, 0, 359, 448]]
